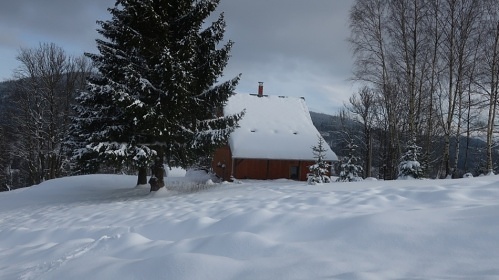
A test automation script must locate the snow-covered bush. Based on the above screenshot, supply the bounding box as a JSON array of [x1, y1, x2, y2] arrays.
[[307, 136, 331, 185], [337, 143, 363, 182], [153, 168, 221, 193], [398, 140, 424, 180], [463, 172, 473, 178]]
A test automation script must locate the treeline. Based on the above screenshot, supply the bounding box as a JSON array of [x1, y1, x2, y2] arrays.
[[0, 43, 91, 191], [345, 0, 499, 179]]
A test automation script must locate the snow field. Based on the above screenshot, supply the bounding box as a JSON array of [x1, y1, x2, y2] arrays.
[[1, 175, 499, 279]]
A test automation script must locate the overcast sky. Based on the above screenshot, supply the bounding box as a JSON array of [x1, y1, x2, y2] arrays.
[[0, 0, 355, 114]]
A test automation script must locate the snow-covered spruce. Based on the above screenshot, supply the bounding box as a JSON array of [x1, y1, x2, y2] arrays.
[[337, 142, 363, 182], [398, 140, 424, 180], [70, 0, 243, 190], [307, 135, 331, 185]]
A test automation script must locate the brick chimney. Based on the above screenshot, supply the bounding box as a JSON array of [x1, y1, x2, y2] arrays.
[[258, 82, 264, 97]]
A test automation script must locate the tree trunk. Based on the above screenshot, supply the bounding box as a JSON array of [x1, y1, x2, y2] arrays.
[[137, 166, 148, 186], [440, 1, 457, 178], [453, 101, 462, 178], [149, 151, 165, 192], [366, 128, 372, 178], [486, 21, 499, 174]]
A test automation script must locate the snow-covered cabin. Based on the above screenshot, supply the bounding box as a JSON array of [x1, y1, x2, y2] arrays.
[[212, 86, 337, 181]]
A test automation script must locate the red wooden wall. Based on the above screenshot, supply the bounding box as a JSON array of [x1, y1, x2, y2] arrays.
[[212, 146, 327, 181]]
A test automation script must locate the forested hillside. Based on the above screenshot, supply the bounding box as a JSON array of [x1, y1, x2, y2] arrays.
[[309, 111, 496, 179]]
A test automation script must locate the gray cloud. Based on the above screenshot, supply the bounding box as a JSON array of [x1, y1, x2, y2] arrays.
[[0, 1, 111, 49], [218, 0, 355, 113], [0, 0, 354, 114]]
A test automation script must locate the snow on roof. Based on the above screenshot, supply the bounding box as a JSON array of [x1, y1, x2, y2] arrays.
[[224, 93, 338, 161]]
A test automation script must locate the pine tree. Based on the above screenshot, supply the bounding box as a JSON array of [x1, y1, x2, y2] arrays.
[[71, 0, 243, 191], [337, 142, 363, 182], [307, 135, 331, 185], [398, 138, 424, 179]]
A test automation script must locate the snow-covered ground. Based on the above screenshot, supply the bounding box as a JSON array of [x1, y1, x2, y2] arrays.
[[1, 174, 499, 280]]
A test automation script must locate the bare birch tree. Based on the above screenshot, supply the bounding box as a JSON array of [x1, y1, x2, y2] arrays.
[[436, 0, 482, 178], [9, 43, 90, 185], [347, 86, 376, 178], [348, 0, 488, 178], [478, 0, 499, 175], [349, 0, 403, 179]]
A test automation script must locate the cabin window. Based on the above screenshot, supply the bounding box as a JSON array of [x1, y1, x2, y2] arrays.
[[290, 166, 299, 180]]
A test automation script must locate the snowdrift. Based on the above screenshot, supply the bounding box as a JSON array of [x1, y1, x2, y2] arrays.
[[1, 175, 499, 279]]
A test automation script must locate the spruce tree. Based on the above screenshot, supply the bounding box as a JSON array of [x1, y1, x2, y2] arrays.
[[72, 0, 242, 191], [307, 135, 331, 185], [398, 138, 424, 179], [337, 142, 363, 182]]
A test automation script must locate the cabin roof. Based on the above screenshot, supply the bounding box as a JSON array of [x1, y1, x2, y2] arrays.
[[224, 93, 338, 161]]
